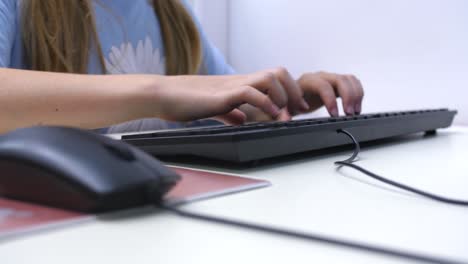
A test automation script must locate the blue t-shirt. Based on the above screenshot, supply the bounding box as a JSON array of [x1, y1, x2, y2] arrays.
[[0, 0, 233, 132]]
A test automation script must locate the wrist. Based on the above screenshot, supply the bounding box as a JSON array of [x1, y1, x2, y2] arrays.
[[125, 75, 166, 120]]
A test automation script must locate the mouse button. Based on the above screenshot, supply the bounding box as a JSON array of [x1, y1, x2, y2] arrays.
[[73, 155, 161, 195], [14, 146, 131, 196], [0, 159, 97, 212], [154, 164, 181, 185], [131, 149, 181, 184], [102, 142, 135, 161], [132, 162, 180, 200], [144, 162, 180, 185]]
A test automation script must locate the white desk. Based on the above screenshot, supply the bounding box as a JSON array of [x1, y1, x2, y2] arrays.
[[2, 127, 468, 264]]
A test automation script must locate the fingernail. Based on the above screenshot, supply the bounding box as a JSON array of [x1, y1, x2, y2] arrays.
[[300, 99, 310, 111], [270, 104, 280, 116], [330, 107, 339, 117], [355, 103, 361, 114], [278, 109, 292, 121], [346, 106, 355, 115]]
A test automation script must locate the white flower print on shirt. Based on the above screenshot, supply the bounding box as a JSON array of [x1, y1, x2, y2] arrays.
[[105, 36, 165, 74]]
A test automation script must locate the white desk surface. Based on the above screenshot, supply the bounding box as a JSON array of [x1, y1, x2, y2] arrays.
[[2, 127, 468, 264]]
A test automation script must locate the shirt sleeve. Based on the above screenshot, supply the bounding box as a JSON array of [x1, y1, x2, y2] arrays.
[[199, 33, 235, 75], [0, 0, 17, 67], [182, 0, 235, 75]]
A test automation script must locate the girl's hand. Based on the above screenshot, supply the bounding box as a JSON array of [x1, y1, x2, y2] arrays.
[[148, 68, 363, 125], [149, 70, 308, 125], [298, 71, 364, 117], [234, 69, 364, 122]]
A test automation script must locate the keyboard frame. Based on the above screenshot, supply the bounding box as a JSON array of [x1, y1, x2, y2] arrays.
[[122, 109, 457, 163]]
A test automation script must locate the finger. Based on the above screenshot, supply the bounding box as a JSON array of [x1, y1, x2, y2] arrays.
[[319, 72, 357, 115], [312, 80, 339, 117], [238, 104, 272, 122], [299, 75, 339, 117], [250, 72, 288, 109], [344, 75, 363, 114], [276, 108, 292, 121], [348, 75, 364, 114], [227, 85, 281, 118], [268, 67, 309, 114], [340, 76, 358, 115], [214, 109, 247, 125]]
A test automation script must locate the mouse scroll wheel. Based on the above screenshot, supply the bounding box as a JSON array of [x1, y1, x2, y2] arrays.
[[103, 143, 135, 161]]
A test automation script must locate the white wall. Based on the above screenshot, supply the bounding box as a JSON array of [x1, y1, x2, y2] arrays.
[[228, 0, 468, 124], [191, 0, 229, 56]]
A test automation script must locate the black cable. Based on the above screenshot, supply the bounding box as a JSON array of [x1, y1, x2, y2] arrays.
[[160, 204, 464, 264], [335, 129, 468, 206], [337, 129, 360, 163], [156, 129, 468, 264]]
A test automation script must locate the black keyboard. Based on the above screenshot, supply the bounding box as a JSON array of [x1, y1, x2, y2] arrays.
[[122, 109, 457, 163]]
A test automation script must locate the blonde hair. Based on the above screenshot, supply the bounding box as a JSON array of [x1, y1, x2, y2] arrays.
[[21, 0, 202, 75]]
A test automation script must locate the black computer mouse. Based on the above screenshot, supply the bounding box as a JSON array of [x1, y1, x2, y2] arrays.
[[0, 126, 180, 213]]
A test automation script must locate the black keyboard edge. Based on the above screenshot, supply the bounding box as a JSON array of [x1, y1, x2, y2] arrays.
[[122, 109, 457, 163], [123, 109, 454, 140]]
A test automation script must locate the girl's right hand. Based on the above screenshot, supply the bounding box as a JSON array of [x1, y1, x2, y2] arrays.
[[148, 69, 309, 125]]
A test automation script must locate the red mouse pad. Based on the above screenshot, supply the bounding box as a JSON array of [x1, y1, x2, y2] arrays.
[[0, 167, 270, 240], [166, 166, 270, 205]]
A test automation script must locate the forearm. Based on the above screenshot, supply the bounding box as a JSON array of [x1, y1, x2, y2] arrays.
[[0, 68, 157, 133]]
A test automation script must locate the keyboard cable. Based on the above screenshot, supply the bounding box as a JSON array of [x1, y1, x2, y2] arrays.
[[335, 129, 468, 206], [157, 129, 468, 264]]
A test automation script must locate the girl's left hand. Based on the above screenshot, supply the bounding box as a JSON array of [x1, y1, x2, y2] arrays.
[[240, 68, 364, 122], [298, 71, 364, 117]]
